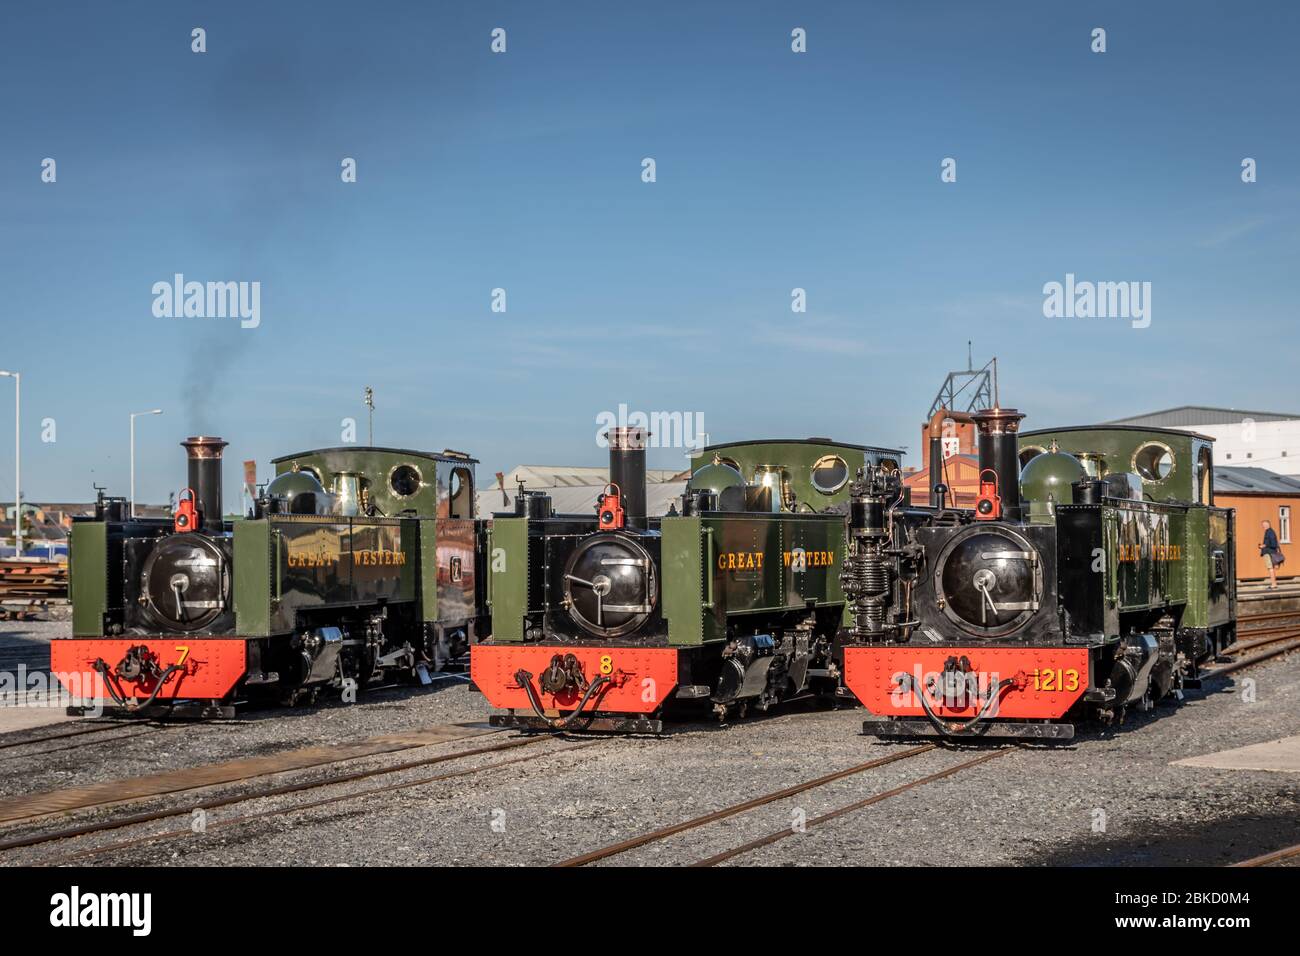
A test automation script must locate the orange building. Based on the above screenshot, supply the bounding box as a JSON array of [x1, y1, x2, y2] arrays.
[[1215, 467, 1298, 580], [918, 409, 977, 471], [903, 409, 982, 507], [902, 454, 981, 508]]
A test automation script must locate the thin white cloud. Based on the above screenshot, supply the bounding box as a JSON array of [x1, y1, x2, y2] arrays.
[[1197, 216, 1272, 248]]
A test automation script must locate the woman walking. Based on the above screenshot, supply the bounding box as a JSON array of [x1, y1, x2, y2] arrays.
[[1261, 520, 1285, 589]]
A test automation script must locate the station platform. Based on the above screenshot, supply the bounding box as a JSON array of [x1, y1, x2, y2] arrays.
[[1175, 735, 1300, 774]]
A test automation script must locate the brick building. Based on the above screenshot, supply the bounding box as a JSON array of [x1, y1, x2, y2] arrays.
[[902, 408, 982, 507]]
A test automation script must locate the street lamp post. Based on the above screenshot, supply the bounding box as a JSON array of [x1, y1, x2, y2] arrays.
[[0, 371, 18, 557], [130, 409, 164, 518], [363, 386, 374, 445]]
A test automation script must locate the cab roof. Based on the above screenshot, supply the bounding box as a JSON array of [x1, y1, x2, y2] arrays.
[[271, 446, 479, 465], [703, 438, 903, 455], [1021, 424, 1214, 443]]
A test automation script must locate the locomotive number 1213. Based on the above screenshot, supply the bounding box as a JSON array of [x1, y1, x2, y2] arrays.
[[1031, 668, 1080, 692]]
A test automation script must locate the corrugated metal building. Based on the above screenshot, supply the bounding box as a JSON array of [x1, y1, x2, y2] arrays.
[[476, 464, 688, 518], [1107, 406, 1300, 478], [477, 481, 688, 518], [1106, 406, 1300, 428]]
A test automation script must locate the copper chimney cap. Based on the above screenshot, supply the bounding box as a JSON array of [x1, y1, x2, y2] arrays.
[[606, 426, 649, 451], [971, 408, 1025, 437], [181, 436, 229, 459]]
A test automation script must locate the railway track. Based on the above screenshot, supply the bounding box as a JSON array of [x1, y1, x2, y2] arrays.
[[0, 723, 608, 868], [0, 730, 600, 860], [0, 725, 171, 764], [1227, 624, 1300, 647], [0, 721, 141, 752], [1237, 610, 1300, 627], [1205, 630, 1300, 679], [1213, 621, 1300, 871], [548, 630, 1300, 868], [0, 612, 1293, 867], [1233, 841, 1300, 868], [1222, 629, 1300, 656], [32, 736, 601, 865], [693, 748, 1008, 866], [554, 743, 1010, 867], [0, 720, 185, 765], [0, 722, 503, 829]]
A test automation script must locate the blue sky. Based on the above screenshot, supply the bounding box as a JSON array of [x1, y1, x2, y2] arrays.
[[1, 1, 1296, 504]]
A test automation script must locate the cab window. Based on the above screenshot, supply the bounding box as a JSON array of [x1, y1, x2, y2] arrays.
[[449, 466, 474, 519]]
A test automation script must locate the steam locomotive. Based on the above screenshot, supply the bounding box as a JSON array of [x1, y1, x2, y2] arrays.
[[840, 408, 1236, 739], [471, 428, 902, 732], [51, 437, 489, 717]]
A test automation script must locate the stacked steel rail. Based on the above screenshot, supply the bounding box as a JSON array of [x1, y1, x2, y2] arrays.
[[0, 559, 68, 620]]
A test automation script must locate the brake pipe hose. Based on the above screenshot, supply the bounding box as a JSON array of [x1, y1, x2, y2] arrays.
[[513, 669, 613, 730], [895, 671, 1017, 737], [92, 659, 183, 712]]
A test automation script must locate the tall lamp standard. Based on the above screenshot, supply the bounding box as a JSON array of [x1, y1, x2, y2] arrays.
[[363, 386, 374, 445], [130, 409, 164, 519], [0, 371, 18, 557]]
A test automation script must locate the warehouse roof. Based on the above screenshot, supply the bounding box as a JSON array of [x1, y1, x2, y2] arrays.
[[477, 481, 688, 518], [702, 438, 904, 455], [478, 463, 691, 518], [1215, 466, 1300, 496], [499, 464, 684, 488], [1106, 406, 1300, 428]]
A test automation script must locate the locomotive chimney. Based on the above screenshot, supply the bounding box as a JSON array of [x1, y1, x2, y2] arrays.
[[181, 436, 229, 531], [928, 434, 943, 508], [607, 426, 649, 530], [971, 408, 1025, 521]]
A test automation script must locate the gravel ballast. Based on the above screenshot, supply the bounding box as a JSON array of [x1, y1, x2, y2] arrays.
[[1, 620, 1297, 867]]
